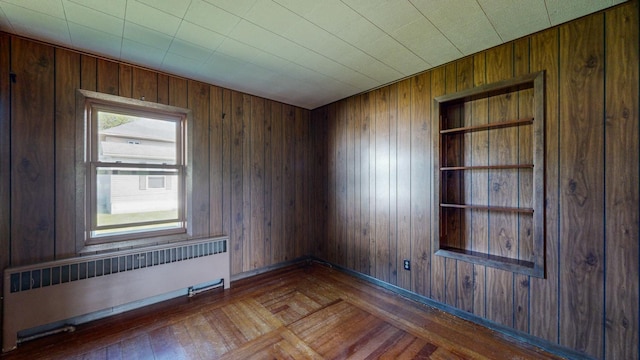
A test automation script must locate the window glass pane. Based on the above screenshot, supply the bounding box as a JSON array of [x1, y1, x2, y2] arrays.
[[97, 111, 178, 165], [95, 167, 180, 236]]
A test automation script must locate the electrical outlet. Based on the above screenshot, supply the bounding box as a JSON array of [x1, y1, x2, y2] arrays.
[[403, 259, 410, 271]]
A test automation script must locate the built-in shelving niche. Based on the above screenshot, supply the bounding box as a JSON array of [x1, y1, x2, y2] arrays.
[[433, 71, 545, 278]]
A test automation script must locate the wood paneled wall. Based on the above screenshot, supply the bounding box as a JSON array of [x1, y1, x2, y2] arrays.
[[0, 36, 311, 276], [310, 3, 639, 359]]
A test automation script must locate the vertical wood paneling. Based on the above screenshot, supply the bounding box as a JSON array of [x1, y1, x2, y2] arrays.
[[270, 102, 284, 263], [310, 105, 327, 259], [336, 101, 347, 266], [396, 79, 412, 290], [529, 27, 560, 344], [327, 103, 337, 265], [375, 87, 390, 283], [430, 68, 446, 302], [221, 89, 232, 239], [485, 44, 515, 328], [559, 14, 605, 358], [294, 108, 309, 258], [168, 77, 188, 108], [54, 48, 80, 257], [188, 81, 211, 238], [514, 38, 532, 334], [250, 97, 265, 269], [349, 96, 361, 272], [210, 86, 224, 236], [157, 74, 169, 105], [443, 63, 458, 307], [132, 68, 157, 102], [11, 38, 55, 265], [96, 59, 118, 95], [0, 33, 10, 288], [80, 55, 96, 91], [118, 64, 132, 98], [263, 101, 272, 263], [230, 91, 245, 273], [388, 83, 398, 286], [455, 56, 475, 313], [282, 105, 296, 262], [604, 4, 639, 358], [471, 52, 488, 318], [346, 97, 357, 270], [359, 95, 372, 275], [411, 72, 431, 297]]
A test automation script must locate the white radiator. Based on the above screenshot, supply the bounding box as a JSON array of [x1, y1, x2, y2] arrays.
[[2, 236, 230, 352]]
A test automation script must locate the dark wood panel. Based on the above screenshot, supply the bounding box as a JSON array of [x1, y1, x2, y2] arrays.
[[411, 72, 431, 297], [250, 96, 265, 269], [443, 62, 458, 308], [263, 101, 273, 264], [430, 67, 446, 302], [210, 86, 224, 236], [471, 52, 488, 318], [187, 81, 211, 238], [132, 68, 157, 103], [221, 89, 232, 239], [230, 91, 245, 274], [559, 14, 605, 358], [157, 74, 169, 105], [455, 56, 475, 313], [282, 104, 296, 263], [295, 108, 310, 258], [96, 59, 118, 95], [395, 79, 411, 290], [168, 76, 188, 108], [309, 105, 327, 260], [514, 37, 532, 334], [0, 35, 10, 333], [80, 55, 96, 91], [374, 86, 390, 283], [359, 95, 371, 275], [10, 38, 56, 265], [529, 27, 560, 344], [269, 102, 284, 264], [241, 94, 252, 271], [604, 4, 639, 359], [54, 48, 80, 258], [346, 97, 357, 270], [485, 43, 515, 328], [118, 64, 132, 98], [335, 101, 347, 267], [387, 83, 398, 286]]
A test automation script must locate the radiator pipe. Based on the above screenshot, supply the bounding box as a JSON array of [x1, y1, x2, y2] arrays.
[[17, 325, 76, 344], [188, 279, 224, 297]]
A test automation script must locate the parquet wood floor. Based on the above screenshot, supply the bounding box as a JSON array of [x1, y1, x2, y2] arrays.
[[1, 262, 562, 359]]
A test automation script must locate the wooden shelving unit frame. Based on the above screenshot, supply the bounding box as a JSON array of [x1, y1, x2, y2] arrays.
[[433, 71, 545, 278]]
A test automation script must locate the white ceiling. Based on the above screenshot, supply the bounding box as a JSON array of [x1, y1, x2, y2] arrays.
[[0, 0, 624, 109]]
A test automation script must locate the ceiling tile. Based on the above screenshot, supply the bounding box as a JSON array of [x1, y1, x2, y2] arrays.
[[136, 0, 191, 18], [0, 7, 13, 32], [392, 18, 461, 67], [63, 0, 123, 37], [342, 0, 422, 33], [174, 21, 225, 51], [244, 0, 302, 35], [167, 38, 212, 62], [67, 0, 126, 18], [229, 20, 307, 63], [0, 2, 71, 45], [68, 22, 121, 58], [411, 0, 502, 55], [121, 38, 165, 68], [184, 0, 240, 35], [546, 0, 614, 25], [125, 0, 181, 36], [200, 0, 258, 17], [162, 51, 205, 78], [478, 0, 550, 42], [1, 0, 66, 19], [123, 21, 173, 51]]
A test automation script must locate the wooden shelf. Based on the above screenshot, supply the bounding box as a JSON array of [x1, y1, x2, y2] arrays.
[[440, 203, 534, 214], [440, 164, 533, 171], [440, 117, 533, 134]]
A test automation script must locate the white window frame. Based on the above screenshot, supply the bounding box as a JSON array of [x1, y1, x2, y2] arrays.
[[76, 90, 193, 252]]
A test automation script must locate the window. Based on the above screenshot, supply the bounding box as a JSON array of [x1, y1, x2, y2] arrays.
[[77, 90, 192, 248]]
